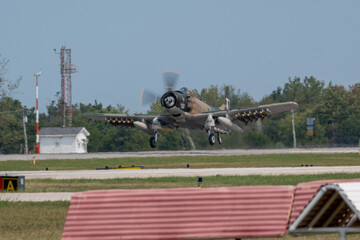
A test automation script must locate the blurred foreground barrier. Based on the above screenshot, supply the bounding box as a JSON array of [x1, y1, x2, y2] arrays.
[[62, 186, 294, 240], [289, 181, 360, 240], [289, 179, 360, 225], [63, 179, 360, 240]]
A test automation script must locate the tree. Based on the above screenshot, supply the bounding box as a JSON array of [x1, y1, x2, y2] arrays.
[[261, 76, 325, 110], [0, 55, 21, 99], [0, 98, 24, 153], [244, 131, 271, 148], [0, 55, 24, 153], [317, 83, 360, 145], [198, 84, 256, 109]]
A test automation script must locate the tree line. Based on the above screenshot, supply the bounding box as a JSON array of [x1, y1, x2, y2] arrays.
[[1, 55, 359, 153]]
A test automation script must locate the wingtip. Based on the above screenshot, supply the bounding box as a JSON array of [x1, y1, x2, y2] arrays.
[[289, 101, 299, 109]]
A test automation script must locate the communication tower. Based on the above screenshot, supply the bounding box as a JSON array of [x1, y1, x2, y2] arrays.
[[55, 46, 77, 128]]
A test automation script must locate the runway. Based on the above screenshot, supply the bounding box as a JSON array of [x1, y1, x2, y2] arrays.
[[0, 147, 358, 161], [2, 166, 360, 180]]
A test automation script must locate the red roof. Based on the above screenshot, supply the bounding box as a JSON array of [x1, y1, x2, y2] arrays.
[[289, 179, 360, 225], [62, 186, 294, 240]]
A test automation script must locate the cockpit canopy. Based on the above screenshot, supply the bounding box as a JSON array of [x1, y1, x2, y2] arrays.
[[178, 87, 193, 96], [179, 87, 188, 93]]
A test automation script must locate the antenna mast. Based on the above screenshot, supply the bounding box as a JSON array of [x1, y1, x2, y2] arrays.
[[56, 46, 77, 128]]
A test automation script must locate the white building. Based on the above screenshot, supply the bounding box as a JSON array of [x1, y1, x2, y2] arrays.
[[39, 127, 90, 154]]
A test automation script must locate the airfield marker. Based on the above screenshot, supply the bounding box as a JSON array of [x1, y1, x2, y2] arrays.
[[198, 177, 202, 188]]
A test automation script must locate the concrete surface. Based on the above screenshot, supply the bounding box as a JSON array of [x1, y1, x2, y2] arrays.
[[0, 147, 358, 161], [0, 192, 73, 202], [2, 166, 360, 180]]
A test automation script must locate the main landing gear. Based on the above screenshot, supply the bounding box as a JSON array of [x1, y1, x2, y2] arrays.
[[150, 130, 222, 148], [217, 133, 222, 144], [208, 133, 222, 145], [208, 133, 216, 145], [150, 137, 157, 148], [150, 131, 158, 148]]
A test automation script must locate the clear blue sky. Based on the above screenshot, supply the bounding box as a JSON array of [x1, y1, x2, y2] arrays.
[[1, 0, 359, 113]]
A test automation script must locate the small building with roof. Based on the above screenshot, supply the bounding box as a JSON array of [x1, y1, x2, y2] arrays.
[[39, 127, 90, 154]]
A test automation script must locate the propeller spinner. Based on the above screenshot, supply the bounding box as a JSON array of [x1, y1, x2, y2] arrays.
[[140, 70, 180, 106]]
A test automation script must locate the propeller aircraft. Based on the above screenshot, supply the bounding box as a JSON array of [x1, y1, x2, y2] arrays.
[[85, 71, 298, 148]]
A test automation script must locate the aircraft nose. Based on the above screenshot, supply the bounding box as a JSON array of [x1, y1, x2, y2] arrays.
[[161, 91, 178, 109]]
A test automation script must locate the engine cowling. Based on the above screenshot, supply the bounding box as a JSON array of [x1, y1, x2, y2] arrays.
[[160, 91, 189, 111], [161, 91, 177, 109]]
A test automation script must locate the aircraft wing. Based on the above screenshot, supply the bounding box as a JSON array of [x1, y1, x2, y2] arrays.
[[84, 113, 157, 122], [214, 101, 298, 116], [84, 113, 176, 135], [187, 101, 298, 134]]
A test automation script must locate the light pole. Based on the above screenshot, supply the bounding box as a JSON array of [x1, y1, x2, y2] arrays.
[[291, 109, 296, 148], [22, 109, 28, 154], [34, 71, 41, 154]]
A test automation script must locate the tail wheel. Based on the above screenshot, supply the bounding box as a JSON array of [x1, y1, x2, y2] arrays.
[[208, 133, 216, 145], [150, 136, 157, 148]]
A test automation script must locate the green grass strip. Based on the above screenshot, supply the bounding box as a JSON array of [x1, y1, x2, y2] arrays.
[[0, 201, 69, 240], [1, 153, 360, 171], [24, 173, 360, 192]]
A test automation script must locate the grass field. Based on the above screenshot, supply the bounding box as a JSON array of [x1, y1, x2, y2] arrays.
[[1, 153, 359, 171], [0, 201, 69, 240], [23, 173, 360, 192]]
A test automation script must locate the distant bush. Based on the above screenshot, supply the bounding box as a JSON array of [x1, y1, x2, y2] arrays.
[[244, 132, 272, 148]]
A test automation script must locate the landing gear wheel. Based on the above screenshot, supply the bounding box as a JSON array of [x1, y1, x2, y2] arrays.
[[150, 136, 157, 148], [217, 134, 222, 144], [208, 133, 216, 145]]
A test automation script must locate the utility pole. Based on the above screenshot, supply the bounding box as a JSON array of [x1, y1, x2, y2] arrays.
[[35, 71, 41, 154], [291, 110, 296, 148], [22, 109, 28, 154]]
